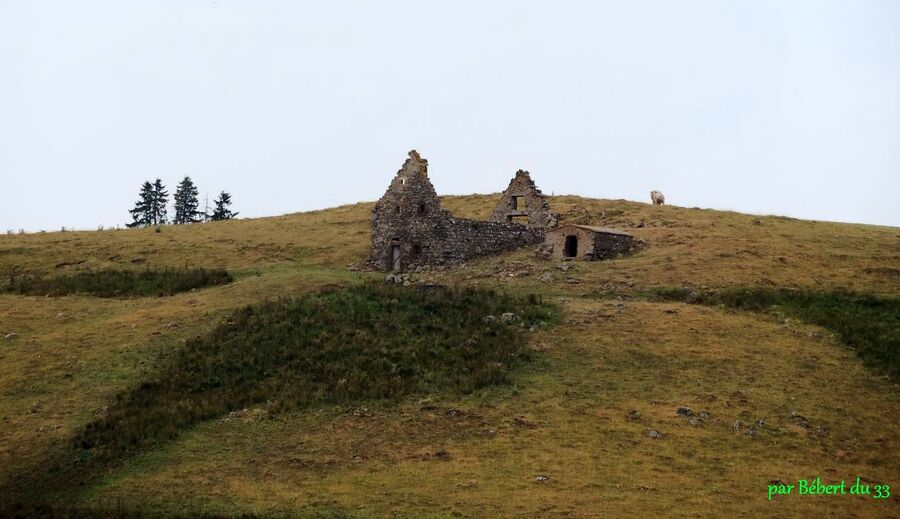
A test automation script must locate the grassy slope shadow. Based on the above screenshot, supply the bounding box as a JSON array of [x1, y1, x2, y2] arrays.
[[3, 268, 232, 298], [3, 282, 556, 509], [649, 286, 900, 380]]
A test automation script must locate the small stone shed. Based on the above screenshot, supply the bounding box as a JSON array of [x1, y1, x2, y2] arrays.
[[545, 224, 637, 261]]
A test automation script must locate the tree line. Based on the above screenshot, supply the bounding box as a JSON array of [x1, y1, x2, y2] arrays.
[[127, 176, 237, 228]]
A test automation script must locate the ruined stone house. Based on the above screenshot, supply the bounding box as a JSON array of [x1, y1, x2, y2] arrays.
[[368, 150, 553, 272]]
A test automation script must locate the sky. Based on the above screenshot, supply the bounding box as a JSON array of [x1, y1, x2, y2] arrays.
[[1, 0, 898, 231]]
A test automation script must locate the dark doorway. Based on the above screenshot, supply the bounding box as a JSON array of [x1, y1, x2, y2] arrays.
[[391, 239, 401, 271], [564, 235, 578, 258]]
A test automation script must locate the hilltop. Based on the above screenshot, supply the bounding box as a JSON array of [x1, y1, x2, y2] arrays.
[[0, 195, 898, 517]]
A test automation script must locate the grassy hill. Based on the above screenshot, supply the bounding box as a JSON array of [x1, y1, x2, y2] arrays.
[[1, 195, 898, 517]]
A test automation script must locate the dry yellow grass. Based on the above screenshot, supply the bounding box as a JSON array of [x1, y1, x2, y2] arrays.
[[79, 300, 900, 517], [1, 195, 898, 517]]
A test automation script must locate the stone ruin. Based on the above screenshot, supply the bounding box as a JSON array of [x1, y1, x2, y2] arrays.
[[368, 150, 554, 272], [489, 170, 557, 228]]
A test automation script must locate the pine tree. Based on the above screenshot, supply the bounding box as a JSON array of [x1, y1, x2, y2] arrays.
[[210, 191, 239, 221], [126, 181, 154, 228], [173, 176, 201, 224], [150, 178, 169, 225]]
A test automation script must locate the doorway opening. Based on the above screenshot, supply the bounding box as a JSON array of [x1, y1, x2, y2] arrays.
[[563, 235, 578, 258]]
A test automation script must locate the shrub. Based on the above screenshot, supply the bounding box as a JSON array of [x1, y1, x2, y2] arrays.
[[76, 283, 556, 460], [4, 268, 232, 297]]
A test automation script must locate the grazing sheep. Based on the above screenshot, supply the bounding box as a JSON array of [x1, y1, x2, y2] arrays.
[[650, 190, 665, 205]]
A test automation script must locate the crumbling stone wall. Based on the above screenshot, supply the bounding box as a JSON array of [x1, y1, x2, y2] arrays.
[[368, 151, 544, 272], [423, 216, 542, 266], [489, 170, 556, 228]]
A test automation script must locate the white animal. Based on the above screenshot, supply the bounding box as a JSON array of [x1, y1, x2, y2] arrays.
[[650, 190, 665, 205]]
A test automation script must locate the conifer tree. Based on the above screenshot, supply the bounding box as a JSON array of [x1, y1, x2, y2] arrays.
[[173, 176, 201, 224], [210, 191, 239, 221], [126, 181, 154, 227], [150, 178, 169, 225]]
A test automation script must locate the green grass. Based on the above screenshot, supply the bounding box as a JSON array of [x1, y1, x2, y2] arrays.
[[6, 283, 555, 506], [648, 286, 900, 380], [78, 283, 554, 458], [3, 268, 233, 298]]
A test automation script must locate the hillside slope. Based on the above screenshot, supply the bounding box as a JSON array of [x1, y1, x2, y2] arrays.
[[1, 196, 898, 517]]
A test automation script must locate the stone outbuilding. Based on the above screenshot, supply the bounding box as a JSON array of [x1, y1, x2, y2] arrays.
[[544, 224, 638, 261], [368, 150, 553, 272]]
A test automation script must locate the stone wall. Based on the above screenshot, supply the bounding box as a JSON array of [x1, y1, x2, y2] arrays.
[[368, 151, 545, 272], [544, 225, 638, 261], [590, 232, 638, 260], [368, 151, 442, 271], [426, 217, 542, 266], [489, 170, 556, 228], [544, 225, 596, 260]]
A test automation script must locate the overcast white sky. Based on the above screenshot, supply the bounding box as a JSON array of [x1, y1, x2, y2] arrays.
[[1, 1, 898, 231]]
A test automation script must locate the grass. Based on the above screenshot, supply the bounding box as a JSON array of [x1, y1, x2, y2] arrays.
[[71, 299, 900, 518], [76, 283, 553, 459], [4, 268, 232, 298], [0, 195, 898, 517], [5, 283, 554, 506], [1, 502, 278, 518], [647, 287, 900, 380], [2, 196, 898, 296]]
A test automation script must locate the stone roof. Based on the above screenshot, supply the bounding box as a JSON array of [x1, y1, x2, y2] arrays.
[[550, 223, 633, 237]]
